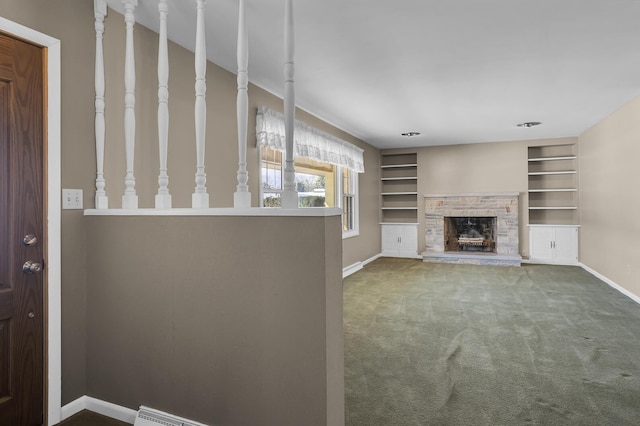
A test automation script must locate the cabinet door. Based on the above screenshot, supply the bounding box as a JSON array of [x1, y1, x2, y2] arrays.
[[553, 227, 578, 264], [397, 225, 418, 257], [530, 227, 554, 261], [381, 225, 400, 256]]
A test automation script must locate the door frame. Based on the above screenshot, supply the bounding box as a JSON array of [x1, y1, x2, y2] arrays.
[[0, 17, 61, 425]]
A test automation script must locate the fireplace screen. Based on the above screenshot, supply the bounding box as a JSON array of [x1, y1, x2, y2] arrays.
[[444, 216, 496, 252]]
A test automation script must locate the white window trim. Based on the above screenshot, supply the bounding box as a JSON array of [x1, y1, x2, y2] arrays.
[[337, 166, 359, 239]]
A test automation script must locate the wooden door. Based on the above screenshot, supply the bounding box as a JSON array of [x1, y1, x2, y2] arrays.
[[0, 32, 45, 425]]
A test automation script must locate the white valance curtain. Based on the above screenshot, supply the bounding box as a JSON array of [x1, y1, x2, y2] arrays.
[[256, 106, 365, 173]]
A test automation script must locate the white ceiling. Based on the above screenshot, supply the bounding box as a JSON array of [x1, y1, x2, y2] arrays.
[[103, 0, 640, 149]]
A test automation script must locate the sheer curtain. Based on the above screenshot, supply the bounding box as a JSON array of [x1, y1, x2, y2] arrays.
[[256, 106, 365, 173]]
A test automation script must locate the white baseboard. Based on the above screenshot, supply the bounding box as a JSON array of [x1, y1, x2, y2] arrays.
[[60, 396, 86, 421], [343, 253, 382, 278], [579, 263, 640, 305], [61, 396, 137, 424], [523, 258, 579, 266], [342, 262, 362, 278]]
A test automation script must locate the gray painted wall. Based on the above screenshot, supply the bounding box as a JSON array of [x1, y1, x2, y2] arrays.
[[85, 215, 344, 425], [579, 95, 640, 298]]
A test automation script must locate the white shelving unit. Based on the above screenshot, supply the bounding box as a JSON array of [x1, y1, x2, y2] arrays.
[[527, 144, 579, 264], [380, 153, 418, 224], [527, 144, 579, 225], [380, 153, 418, 257]]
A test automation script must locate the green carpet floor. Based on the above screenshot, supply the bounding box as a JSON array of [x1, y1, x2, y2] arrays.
[[344, 258, 640, 425]]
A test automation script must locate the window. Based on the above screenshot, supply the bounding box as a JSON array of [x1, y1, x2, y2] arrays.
[[256, 107, 363, 238], [260, 146, 359, 237], [260, 146, 283, 207], [341, 167, 358, 237]]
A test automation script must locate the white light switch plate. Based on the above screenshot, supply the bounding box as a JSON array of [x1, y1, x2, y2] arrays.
[[62, 189, 83, 209]]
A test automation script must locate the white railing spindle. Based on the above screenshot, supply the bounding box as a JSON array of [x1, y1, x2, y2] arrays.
[[94, 0, 108, 209], [234, 0, 251, 208], [281, 0, 297, 208], [155, 0, 172, 209], [122, 0, 138, 209], [192, 0, 209, 208]]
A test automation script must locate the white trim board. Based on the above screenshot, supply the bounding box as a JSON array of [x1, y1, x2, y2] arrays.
[[0, 16, 62, 426], [85, 207, 342, 217], [342, 253, 381, 278], [579, 263, 640, 305], [522, 259, 580, 266], [61, 396, 137, 424]]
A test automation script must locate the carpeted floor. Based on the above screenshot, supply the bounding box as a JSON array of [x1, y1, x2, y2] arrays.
[[343, 258, 640, 425], [58, 410, 129, 426]]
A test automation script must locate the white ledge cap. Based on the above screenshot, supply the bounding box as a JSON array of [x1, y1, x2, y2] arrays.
[[84, 207, 342, 217]]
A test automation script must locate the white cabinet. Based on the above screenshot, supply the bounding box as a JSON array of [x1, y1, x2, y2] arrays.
[[529, 225, 578, 265], [381, 223, 418, 258]]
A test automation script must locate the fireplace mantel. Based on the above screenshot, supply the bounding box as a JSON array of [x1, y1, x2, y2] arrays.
[[425, 192, 520, 198], [423, 193, 522, 266]]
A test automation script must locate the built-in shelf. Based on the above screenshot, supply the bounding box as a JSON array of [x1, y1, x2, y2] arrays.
[[381, 153, 418, 224], [529, 206, 578, 210], [380, 163, 418, 169], [381, 207, 418, 210], [381, 177, 418, 181], [528, 156, 577, 162], [527, 144, 579, 226], [528, 170, 576, 176], [381, 192, 419, 196], [528, 188, 577, 193]]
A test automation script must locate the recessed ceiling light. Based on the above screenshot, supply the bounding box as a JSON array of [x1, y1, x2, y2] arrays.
[[517, 121, 542, 128], [401, 132, 421, 137]]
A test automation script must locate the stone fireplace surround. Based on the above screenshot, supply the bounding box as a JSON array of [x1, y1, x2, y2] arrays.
[[424, 193, 522, 266]]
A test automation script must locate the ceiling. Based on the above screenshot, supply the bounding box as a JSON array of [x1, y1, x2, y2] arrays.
[[103, 0, 640, 149]]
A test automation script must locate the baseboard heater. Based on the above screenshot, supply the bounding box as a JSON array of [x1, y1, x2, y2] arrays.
[[134, 406, 208, 426]]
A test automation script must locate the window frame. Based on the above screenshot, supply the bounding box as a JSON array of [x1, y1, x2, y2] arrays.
[[337, 166, 359, 239], [259, 147, 359, 239]]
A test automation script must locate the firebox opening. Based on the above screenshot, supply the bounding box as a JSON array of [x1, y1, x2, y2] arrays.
[[444, 216, 497, 253]]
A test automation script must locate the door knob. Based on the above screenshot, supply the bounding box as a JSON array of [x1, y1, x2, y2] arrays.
[[23, 234, 38, 247], [22, 260, 43, 274]]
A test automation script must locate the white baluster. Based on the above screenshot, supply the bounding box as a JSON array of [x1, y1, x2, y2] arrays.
[[192, 0, 209, 208], [281, 0, 297, 208], [122, 0, 138, 209], [155, 0, 172, 209], [94, 0, 108, 209], [234, 0, 251, 208]]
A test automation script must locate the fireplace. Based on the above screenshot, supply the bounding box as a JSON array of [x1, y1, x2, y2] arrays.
[[424, 193, 521, 266], [444, 216, 496, 252]]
